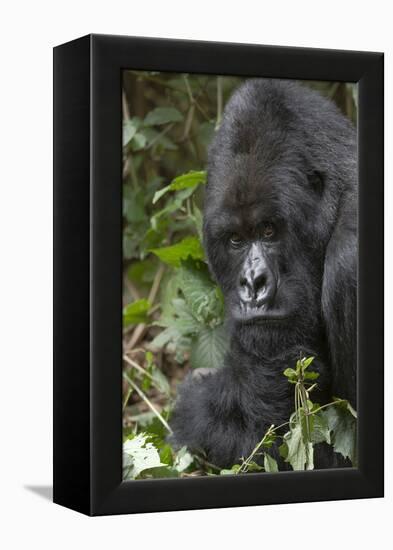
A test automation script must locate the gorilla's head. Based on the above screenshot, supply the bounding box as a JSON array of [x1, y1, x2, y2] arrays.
[[203, 79, 357, 355]]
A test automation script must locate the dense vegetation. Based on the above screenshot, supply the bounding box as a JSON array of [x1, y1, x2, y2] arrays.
[[122, 71, 357, 479]]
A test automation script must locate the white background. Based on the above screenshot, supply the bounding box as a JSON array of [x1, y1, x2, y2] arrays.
[[0, 1, 390, 548]]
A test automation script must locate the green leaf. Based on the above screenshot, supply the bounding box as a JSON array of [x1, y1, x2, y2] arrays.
[[152, 171, 207, 204], [190, 201, 203, 240], [127, 259, 157, 286], [123, 433, 165, 480], [123, 117, 140, 147], [304, 371, 320, 381], [144, 107, 183, 126], [333, 398, 357, 419], [279, 442, 288, 460], [220, 464, 241, 475], [151, 365, 171, 397], [150, 326, 180, 350], [190, 325, 228, 370], [150, 236, 204, 267], [123, 187, 146, 223], [245, 461, 263, 472], [283, 422, 314, 471], [139, 127, 177, 151], [158, 298, 202, 335], [261, 431, 277, 449], [310, 411, 331, 445], [174, 446, 194, 472], [264, 453, 279, 472], [150, 186, 197, 230], [322, 401, 357, 464], [139, 466, 179, 479], [159, 444, 173, 466], [123, 299, 151, 327], [283, 368, 297, 382], [178, 259, 224, 324], [130, 132, 147, 151], [301, 356, 315, 370]]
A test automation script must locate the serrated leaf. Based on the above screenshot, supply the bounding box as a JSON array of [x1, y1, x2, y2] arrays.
[[190, 325, 228, 370], [264, 453, 279, 472], [322, 402, 357, 464], [157, 298, 202, 335], [123, 433, 165, 480], [123, 299, 151, 326], [144, 107, 183, 126], [310, 411, 331, 445], [284, 422, 314, 471], [150, 326, 180, 350], [150, 236, 204, 267], [152, 171, 207, 204], [174, 446, 194, 472], [178, 259, 224, 324]]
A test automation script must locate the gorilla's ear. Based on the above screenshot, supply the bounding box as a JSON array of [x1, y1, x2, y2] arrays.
[[321, 193, 357, 406]]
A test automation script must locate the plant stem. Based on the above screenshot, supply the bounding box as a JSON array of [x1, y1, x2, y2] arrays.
[[122, 386, 133, 411], [123, 372, 172, 433], [237, 425, 274, 474], [123, 354, 153, 380]]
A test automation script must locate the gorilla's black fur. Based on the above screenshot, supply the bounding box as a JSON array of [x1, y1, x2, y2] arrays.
[[170, 79, 357, 469]]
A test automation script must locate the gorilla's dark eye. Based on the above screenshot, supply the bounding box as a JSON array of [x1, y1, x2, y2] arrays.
[[262, 222, 276, 239], [230, 234, 243, 248]]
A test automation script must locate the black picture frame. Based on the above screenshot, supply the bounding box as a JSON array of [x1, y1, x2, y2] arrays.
[[53, 34, 384, 516]]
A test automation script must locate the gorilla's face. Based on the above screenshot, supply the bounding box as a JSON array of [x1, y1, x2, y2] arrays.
[[204, 166, 325, 349]]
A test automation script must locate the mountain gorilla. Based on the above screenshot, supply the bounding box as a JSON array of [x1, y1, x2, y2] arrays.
[[170, 79, 357, 469]]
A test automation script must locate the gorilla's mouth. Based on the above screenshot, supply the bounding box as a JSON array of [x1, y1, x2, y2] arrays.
[[232, 304, 292, 324], [242, 314, 292, 324]]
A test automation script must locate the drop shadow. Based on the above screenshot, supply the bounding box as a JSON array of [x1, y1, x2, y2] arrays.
[[24, 485, 53, 501]]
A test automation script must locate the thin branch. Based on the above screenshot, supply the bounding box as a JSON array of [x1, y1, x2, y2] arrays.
[[122, 90, 131, 121], [146, 123, 175, 150], [123, 354, 153, 379], [123, 372, 172, 433]]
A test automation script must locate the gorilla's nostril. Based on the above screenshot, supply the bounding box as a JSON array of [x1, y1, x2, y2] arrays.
[[239, 277, 248, 288], [254, 273, 267, 293]]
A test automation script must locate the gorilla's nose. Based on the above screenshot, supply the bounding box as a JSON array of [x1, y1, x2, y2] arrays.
[[239, 260, 276, 306]]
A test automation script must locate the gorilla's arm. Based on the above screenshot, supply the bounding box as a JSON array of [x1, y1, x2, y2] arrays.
[[322, 191, 357, 407], [170, 352, 331, 469], [169, 369, 256, 468]]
